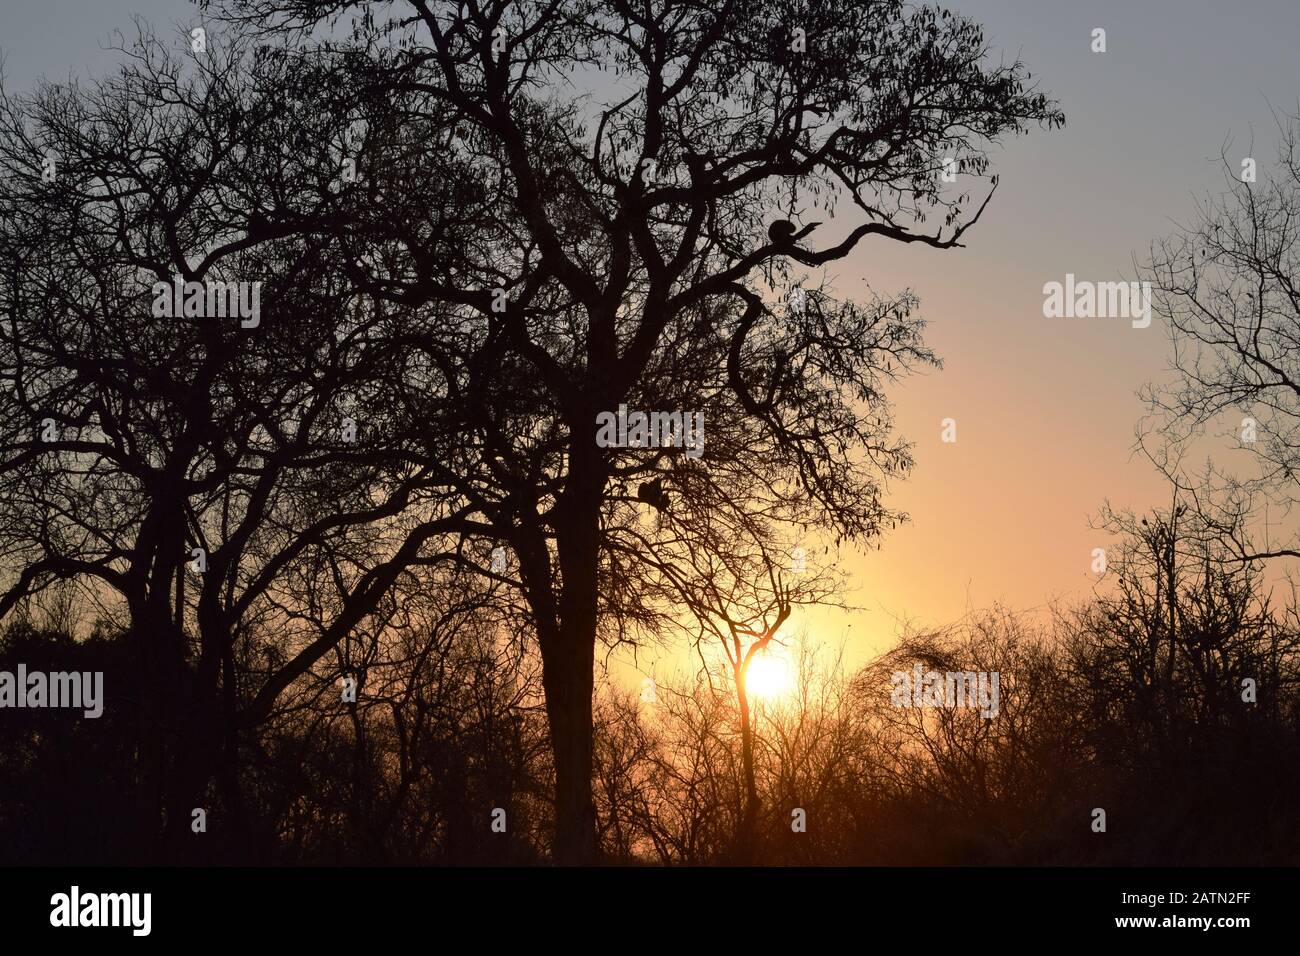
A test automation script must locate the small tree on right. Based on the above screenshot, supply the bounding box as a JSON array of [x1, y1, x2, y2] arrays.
[[1142, 109, 1300, 564]]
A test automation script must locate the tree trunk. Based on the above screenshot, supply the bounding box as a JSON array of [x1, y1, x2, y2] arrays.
[[541, 432, 603, 865], [161, 680, 218, 861], [735, 660, 759, 864], [540, 631, 598, 864], [160, 598, 224, 862]]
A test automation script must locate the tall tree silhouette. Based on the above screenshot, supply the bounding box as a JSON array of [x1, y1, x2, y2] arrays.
[[204, 0, 1063, 861], [0, 28, 481, 856]]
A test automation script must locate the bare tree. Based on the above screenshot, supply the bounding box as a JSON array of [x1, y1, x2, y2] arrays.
[[1142, 108, 1300, 564], [204, 0, 1062, 862], [0, 27, 479, 855]]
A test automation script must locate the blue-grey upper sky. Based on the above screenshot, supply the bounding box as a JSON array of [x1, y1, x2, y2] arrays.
[[4, 0, 1299, 663]]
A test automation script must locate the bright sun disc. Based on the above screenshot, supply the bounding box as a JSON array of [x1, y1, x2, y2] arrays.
[[746, 653, 794, 701]]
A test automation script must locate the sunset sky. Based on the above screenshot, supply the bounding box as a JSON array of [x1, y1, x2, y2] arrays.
[[6, 0, 1299, 677]]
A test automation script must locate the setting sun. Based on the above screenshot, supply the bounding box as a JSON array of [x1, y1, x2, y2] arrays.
[[745, 653, 795, 701]]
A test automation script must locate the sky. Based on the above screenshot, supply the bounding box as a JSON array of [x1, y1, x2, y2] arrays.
[[827, 0, 1300, 656], [4, 0, 1299, 677]]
